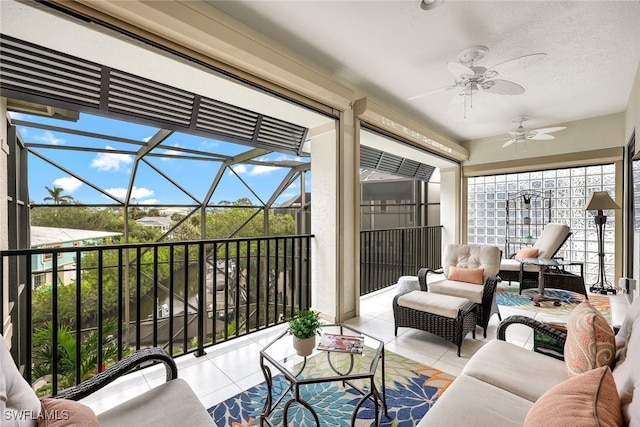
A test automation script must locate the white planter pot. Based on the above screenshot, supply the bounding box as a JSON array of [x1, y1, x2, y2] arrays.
[[292, 336, 316, 357], [523, 217, 531, 225]]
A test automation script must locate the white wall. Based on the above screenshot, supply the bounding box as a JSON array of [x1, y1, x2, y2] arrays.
[[464, 113, 626, 167]]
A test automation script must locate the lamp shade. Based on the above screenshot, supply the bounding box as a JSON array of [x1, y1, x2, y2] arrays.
[[584, 191, 620, 211]]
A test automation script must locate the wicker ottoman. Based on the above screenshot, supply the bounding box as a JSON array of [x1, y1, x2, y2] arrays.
[[393, 291, 477, 356]]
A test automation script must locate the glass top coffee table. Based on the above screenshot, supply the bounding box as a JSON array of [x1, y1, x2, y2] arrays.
[[259, 323, 387, 426]]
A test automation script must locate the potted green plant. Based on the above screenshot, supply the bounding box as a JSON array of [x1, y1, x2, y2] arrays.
[[287, 310, 322, 357], [523, 234, 534, 244], [523, 215, 531, 225], [522, 194, 532, 210]]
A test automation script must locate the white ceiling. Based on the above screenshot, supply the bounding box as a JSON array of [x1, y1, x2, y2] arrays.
[[210, 0, 640, 143]]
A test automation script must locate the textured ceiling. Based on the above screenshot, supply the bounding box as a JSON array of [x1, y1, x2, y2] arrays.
[[209, 0, 640, 143]]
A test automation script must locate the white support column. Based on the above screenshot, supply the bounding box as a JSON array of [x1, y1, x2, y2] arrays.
[[439, 166, 462, 249], [310, 111, 359, 322]]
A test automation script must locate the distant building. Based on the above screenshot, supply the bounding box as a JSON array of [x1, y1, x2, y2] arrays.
[[136, 216, 174, 233], [30, 226, 122, 288]]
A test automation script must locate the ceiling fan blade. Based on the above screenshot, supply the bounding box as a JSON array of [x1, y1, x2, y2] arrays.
[[528, 133, 556, 141], [502, 138, 518, 147], [484, 53, 547, 78], [531, 126, 567, 134], [481, 79, 525, 95], [407, 85, 457, 101], [446, 61, 474, 78]]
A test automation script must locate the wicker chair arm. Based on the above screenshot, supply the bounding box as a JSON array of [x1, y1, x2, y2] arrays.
[[497, 315, 567, 345], [483, 276, 500, 295], [417, 267, 443, 292], [55, 347, 178, 401]]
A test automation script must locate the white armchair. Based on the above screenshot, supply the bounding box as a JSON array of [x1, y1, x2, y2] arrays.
[[418, 244, 502, 337]]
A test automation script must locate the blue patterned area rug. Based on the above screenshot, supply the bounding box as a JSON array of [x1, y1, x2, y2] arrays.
[[496, 283, 611, 323], [208, 350, 455, 426]]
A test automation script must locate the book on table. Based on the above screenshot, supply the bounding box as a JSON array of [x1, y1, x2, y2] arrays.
[[317, 333, 364, 353]]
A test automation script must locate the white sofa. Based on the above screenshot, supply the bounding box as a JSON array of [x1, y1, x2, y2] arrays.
[[0, 339, 215, 427], [418, 297, 640, 426]]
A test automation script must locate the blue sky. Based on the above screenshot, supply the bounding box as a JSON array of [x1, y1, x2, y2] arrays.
[[11, 112, 310, 207]]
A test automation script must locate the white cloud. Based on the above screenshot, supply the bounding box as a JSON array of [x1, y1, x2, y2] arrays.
[[53, 177, 82, 193], [201, 139, 219, 148], [91, 146, 133, 171], [140, 198, 158, 205], [34, 130, 64, 145], [161, 143, 181, 160], [8, 112, 28, 121], [230, 162, 278, 177], [106, 186, 154, 201], [248, 165, 278, 176], [230, 164, 248, 175]]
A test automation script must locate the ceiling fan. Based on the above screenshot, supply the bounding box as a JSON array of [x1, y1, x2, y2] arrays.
[[502, 117, 566, 147], [408, 46, 546, 117]]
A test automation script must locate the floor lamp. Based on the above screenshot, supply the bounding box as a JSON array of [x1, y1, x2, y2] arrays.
[[584, 191, 620, 294]]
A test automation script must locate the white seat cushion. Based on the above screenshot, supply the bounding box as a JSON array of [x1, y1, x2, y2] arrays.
[[397, 291, 470, 319], [499, 258, 540, 273], [417, 374, 532, 427], [428, 278, 484, 304], [96, 379, 214, 427], [463, 339, 568, 402], [533, 223, 570, 258]]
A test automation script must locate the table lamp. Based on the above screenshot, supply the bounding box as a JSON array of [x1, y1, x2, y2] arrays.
[[584, 191, 620, 294]]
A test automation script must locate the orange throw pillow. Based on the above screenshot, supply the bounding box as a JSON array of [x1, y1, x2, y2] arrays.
[[38, 399, 100, 427], [516, 247, 539, 258], [448, 266, 484, 285], [523, 366, 623, 427]]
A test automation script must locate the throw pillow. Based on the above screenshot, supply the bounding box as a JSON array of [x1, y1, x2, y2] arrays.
[[523, 366, 623, 427], [564, 301, 615, 378], [38, 399, 100, 427], [448, 266, 484, 285], [515, 247, 539, 259]]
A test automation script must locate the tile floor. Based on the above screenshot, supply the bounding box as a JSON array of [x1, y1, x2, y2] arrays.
[[80, 284, 631, 416]]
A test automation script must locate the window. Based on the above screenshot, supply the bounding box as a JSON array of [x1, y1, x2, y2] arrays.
[[468, 164, 616, 285]]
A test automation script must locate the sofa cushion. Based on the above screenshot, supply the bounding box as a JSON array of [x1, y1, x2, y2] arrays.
[[612, 313, 640, 427], [532, 223, 570, 258], [499, 258, 540, 273], [442, 244, 501, 279], [397, 291, 470, 319], [523, 366, 623, 427], [417, 374, 532, 427], [38, 399, 99, 427], [427, 279, 484, 304], [96, 379, 214, 427], [448, 266, 484, 285], [564, 301, 615, 377], [463, 339, 568, 402]]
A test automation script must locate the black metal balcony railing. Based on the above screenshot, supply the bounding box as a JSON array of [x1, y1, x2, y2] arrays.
[[1, 226, 443, 395], [1, 235, 312, 395], [360, 226, 442, 295]]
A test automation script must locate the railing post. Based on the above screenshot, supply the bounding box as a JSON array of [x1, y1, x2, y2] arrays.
[[196, 242, 206, 357]]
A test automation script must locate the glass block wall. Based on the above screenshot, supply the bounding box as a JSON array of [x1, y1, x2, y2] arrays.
[[467, 164, 616, 286]]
